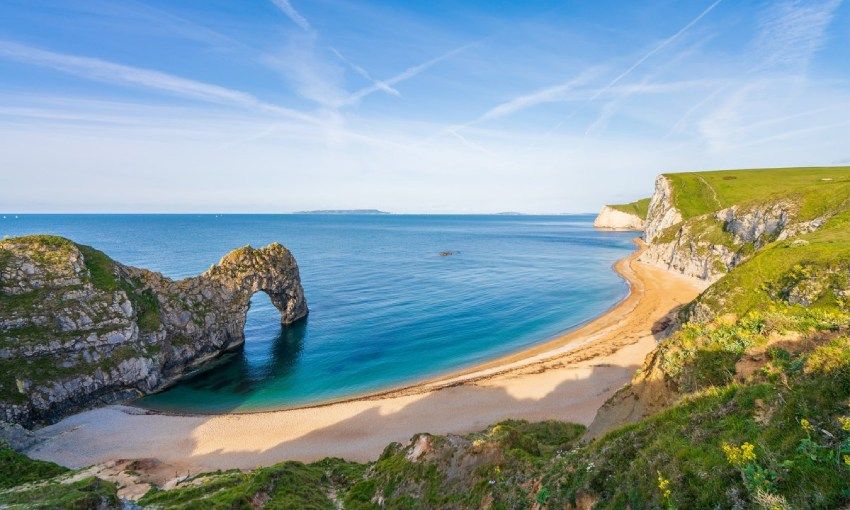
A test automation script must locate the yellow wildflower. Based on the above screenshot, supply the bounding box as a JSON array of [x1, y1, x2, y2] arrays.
[[844, 454, 850, 466], [838, 416, 850, 432], [740, 442, 757, 463], [722, 443, 738, 465], [800, 418, 814, 434], [657, 472, 672, 501], [722, 442, 757, 467]]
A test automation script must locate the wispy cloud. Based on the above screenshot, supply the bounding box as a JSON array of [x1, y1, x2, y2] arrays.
[[262, 33, 349, 110], [588, 0, 724, 102], [0, 40, 320, 124], [474, 68, 601, 124], [267, 0, 407, 105], [753, 0, 843, 72], [665, 83, 729, 138], [269, 0, 311, 32], [343, 42, 477, 106], [447, 0, 722, 141], [697, 0, 843, 150], [585, 39, 715, 136]]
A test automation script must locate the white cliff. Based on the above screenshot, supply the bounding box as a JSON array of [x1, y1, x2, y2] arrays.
[[593, 206, 644, 231]]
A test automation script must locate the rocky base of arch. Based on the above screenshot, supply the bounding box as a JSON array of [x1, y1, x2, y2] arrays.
[[0, 236, 307, 426]]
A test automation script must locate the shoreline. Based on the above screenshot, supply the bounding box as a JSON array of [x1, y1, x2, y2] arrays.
[[135, 241, 638, 418], [26, 239, 707, 479]]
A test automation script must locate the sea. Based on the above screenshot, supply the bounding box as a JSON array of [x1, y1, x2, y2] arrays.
[[0, 214, 636, 413]]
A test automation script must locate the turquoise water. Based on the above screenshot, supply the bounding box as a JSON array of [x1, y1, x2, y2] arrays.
[[0, 214, 635, 413]]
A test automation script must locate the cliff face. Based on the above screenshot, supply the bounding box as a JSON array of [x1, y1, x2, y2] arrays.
[[0, 236, 307, 426], [593, 205, 644, 230], [643, 175, 682, 242], [588, 167, 850, 441], [638, 175, 832, 282]]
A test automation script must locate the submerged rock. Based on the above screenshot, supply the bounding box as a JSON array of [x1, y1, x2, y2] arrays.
[[0, 235, 307, 426]]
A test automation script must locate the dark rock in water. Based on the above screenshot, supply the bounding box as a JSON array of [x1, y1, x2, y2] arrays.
[[438, 251, 458, 257], [0, 235, 307, 426]]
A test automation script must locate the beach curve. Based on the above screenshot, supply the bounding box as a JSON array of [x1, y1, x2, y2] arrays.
[[26, 238, 707, 478]]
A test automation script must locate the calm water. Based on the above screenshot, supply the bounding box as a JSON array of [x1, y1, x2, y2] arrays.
[[0, 214, 635, 413]]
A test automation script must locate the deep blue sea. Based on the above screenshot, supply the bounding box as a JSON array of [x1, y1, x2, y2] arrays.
[[1, 214, 635, 413]]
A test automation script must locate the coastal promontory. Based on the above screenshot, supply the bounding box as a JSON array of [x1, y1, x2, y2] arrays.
[[0, 236, 307, 426], [593, 198, 649, 230]]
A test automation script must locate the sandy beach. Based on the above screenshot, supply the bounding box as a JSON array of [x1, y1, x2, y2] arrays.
[[26, 239, 705, 477]]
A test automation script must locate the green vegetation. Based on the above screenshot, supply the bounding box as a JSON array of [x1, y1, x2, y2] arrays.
[[0, 445, 68, 489], [664, 166, 850, 220], [691, 209, 850, 319], [77, 244, 118, 292], [608, 197, 651, 219], [119, 277, 162, 334], [0, 476, 119, 509], [0, 445, 119, 509], [649, 166, 850, 281], [139, 458, 365, 509], [542, 337, 850, 509]]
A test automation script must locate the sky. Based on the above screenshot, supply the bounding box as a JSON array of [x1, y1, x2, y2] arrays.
[[0, 0, 849, 213]]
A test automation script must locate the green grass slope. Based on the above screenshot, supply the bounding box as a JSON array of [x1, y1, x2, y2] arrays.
[[0, 445, 119, 509], [664, 166, 850, 220], [608, 198, 651, 219]]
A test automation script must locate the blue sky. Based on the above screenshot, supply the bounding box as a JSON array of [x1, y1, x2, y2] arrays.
[[0, 0, 849, 213]]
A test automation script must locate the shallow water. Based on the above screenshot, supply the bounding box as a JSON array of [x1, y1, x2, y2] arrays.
[[1, 214, 635, 413]]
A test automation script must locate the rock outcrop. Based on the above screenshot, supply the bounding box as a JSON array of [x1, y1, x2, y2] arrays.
[[638, 176, 830, 282], [0, 236, 307, 426], [593, 205, 644, 231], [643, 175, 682, 243]]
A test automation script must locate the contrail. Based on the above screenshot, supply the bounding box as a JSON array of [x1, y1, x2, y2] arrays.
[[269, 0, 311, 31], [590, 0, 723, 101], [344, 42, 477, 105]]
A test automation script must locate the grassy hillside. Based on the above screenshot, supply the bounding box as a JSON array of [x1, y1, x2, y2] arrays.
[[608, 197, 651, 219], [0, 445, 119, 508], [664, 166, 850, 220]]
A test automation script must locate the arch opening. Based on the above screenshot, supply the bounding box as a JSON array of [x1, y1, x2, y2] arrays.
[[240, 291, 306, 383]]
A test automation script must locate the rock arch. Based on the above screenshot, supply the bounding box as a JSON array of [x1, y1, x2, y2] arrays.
[[204, 243, 309, 328], [0, 236, 308, 425]]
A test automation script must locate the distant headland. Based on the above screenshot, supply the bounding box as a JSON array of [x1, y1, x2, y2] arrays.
[[293, 209, 391, 215]]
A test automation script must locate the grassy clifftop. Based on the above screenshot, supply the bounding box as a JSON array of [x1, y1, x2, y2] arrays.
[[608, 198, 651, 220], [664, 166, 850, 221]]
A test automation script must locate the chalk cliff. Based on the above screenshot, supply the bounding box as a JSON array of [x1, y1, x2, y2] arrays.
[[638, 174, 833, 283], [0, 236, 307, 426], [593, 205, 644, 230]]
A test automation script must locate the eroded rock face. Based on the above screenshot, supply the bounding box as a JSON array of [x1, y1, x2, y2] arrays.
[[639, 179, 828, 283], [0, 236, 307, 426], [643, 175, 682, 243], [715, 202, 791, 246], [593, 206, 644, 231]]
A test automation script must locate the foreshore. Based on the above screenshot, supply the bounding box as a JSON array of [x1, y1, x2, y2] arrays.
[[26, 239, 706, 480]]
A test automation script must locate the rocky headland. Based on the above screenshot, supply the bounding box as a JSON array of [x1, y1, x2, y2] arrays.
[[593, 204, 646, 231], [0, 236, 307, 426]]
